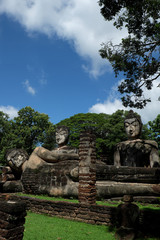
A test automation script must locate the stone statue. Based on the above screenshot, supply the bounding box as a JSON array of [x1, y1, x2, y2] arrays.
[[115, 195, 139, 240], [23, 126, 79, 170], [114, 110, 160, 168], [6, 149, 29, 174]]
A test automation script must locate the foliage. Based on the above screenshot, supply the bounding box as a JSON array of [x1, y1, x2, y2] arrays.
[[41, 124, 56, 150], [57, 111, 129, 163], [99, 0, 160, 108], [57, 112, 109, 145], [9, 106, 55, 155], [147, 114, 160, 152], [24, 212, 114, 240], [0, 107, 55, 164], [0, 112, 12, 165]]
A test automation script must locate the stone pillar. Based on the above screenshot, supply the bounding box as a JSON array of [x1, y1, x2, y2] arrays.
[[0, 200, 26, 240], [78, 130, 96, 205]]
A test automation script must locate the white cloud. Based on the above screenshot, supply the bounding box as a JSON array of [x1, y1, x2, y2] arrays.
[[23, 80, 36, 95], [0, 106, 18, 118], [89, 79, 160, 124], [0, 0, 127, 78]]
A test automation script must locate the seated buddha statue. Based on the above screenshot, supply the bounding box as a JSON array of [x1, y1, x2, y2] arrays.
[[114, 110, 160, 168]]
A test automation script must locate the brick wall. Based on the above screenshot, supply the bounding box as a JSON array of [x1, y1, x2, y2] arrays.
[[0, 194, 160, 237], [0, 194, 116, 226], [0, 199, 26, 240]]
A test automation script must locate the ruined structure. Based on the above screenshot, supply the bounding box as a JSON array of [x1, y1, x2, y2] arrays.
[[78, 131, 96, 204], [0, 198, 26, 240], [96, 110, 160, 198], [114, 110, 160, 168], [1, 149, 28, 192], [22, 125, 78, 171], [115, 195, 139, 240], [21, 126, 79, 197], [1, 111, 159, 199]]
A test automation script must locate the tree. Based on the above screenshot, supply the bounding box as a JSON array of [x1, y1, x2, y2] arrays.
[[56, 112, 110, 148], [9, 106, 55, 155], [99, 0, 160, 108], [147, 114, 160, 152], [57, 111, 130, 164], [0, 112, 12, 165]]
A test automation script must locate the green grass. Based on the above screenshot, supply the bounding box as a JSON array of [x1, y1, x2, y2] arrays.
[[19, 194, 160, 239], [23, 211, 115, 240], [23, 212, 159, 240], [17, 193, 160, 210], [18, 193, 79, 203]]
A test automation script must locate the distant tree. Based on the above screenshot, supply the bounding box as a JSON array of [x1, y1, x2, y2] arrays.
[[0, 112, 12, 165], [99, 0, 160, 108], [147, 114, 160, 152], [57, 111, 130, 164], [56, 112, 109, 147], [42, 124, 56, 150], [8, 106, 55, 155]]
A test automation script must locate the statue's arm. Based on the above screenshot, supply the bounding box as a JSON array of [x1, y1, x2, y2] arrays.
[[114, 147, 121, 167], [35, 147, 58, 162], [150, 146, 160, 167], [35, 147, 79, 163]]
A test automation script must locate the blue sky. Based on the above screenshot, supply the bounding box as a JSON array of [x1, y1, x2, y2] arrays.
[[0, 0, 159, 124]]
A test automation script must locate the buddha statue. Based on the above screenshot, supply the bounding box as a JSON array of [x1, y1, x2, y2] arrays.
[[114, 110, 160, 168], [22, 125, 78, 170]]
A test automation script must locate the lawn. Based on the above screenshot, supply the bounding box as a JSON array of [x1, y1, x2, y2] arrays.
[[18, 193, 160, 239], [23, 211, 115, 240], [23, 211, 159, 240]]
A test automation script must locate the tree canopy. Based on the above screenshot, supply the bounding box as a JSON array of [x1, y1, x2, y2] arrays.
[[10, 106, 55, 154], [148, 114, 160, 152], [99, 0, 160, 108], [57, 111, 130, 164], [0, 106, 159, 165], [0, 106, 55, 164], [0, 112, 12, 165]]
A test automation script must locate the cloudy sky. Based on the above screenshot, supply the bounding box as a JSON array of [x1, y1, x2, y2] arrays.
[[0, 0, 159, 124]]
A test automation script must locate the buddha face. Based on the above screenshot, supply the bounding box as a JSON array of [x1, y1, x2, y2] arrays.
[[124, 118, 141, 140], [56, 127, 69, 146]]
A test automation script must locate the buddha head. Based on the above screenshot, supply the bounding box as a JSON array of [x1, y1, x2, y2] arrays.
[[56, 125, 69, 146], [124, 110, 142, 140]]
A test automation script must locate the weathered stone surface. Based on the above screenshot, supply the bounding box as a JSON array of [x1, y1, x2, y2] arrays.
[[20, 114, 160, 199], [114, 111, 160, 168], [96, 181, 160, 198], [96, 165, 160, 183], [22, 126, 79, 171], [3, 181, 23, 193], [0, 200, 26, 240], [1, 174, 15, 183], [6, 149, 29, 173], [21, 160, 79, 197], [115, 140, 160, 167], [115, 195, 139, 240], [2, 167, 12, 174], [21, 161, 160, 198], [78, 131, 96, 205]]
